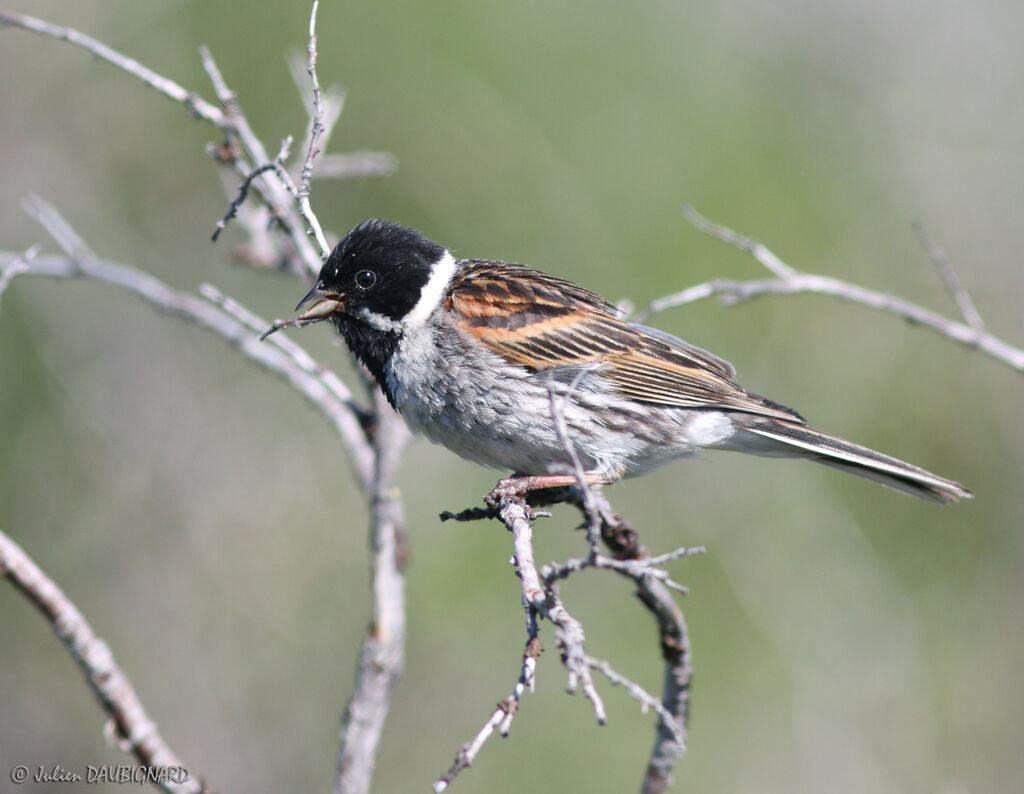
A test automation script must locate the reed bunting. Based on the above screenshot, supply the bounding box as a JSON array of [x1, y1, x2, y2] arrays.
[[268, 219, 970, 504]]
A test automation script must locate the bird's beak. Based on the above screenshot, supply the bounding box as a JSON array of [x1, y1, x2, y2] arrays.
[[295, 282, 346, 322]]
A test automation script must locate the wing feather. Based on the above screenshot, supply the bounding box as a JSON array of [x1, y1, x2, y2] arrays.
[[447, 260, 803, 423]]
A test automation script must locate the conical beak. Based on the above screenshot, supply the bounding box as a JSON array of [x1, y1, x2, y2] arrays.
[[295, 282, 345, 321]]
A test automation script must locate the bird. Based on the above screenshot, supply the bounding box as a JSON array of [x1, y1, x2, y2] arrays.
[[272, 219, 971, 504]]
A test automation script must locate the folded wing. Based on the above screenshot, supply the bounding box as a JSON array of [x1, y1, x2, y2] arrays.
[[447, 260, 802, 422]]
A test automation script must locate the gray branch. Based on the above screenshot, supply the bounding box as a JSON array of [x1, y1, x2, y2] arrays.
[[334, 399, 410, 794], [579, 489, 695, 794], [0, 242, 375, 492], [314, 151, 399, 181], [2, 7, 410, 794], [0, 529, 205, 794], [435, 476, 702, 793], [0, 9, 224, 124], [635, 205, 1024, 374]]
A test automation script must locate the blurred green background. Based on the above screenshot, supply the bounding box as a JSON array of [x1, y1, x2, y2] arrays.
[[2, 1, 1022, 792]]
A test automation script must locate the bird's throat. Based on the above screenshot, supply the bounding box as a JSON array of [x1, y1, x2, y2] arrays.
[[333, 315, 401, 407]]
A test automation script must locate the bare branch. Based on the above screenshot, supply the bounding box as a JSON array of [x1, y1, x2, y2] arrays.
[[0, 529, 205, 794], [0, 9, 224, 124], [546, 373, 601, 554], [681, 203, 796, 278], [543, 382, 696, 783], [436, 491, 614, 791], [575, 489, 693, 793], [585, 655, 684, 749], [437, 394, 702, 793], [498, 499, 605, 712], [270, 157, 330, 257], [541, 545, 703, 596], [211, 161, 279, 242], [634, 205, 1024, 374], [432, 635, 542, 793], [3, 216, 405, 794], [269, 0, 333, 257], [199, 45, 327, 273], [299, 1, 326, 196], [912, 221, 986, 332], [435, 503, 693, 794], [3, 205, 375, 491], [4, 15, 406, 794], [287, 53, 346, 176], [544, 579, 607, 721], [23, 194, 96, 262], [198, 283, 373, 426], [0, 11, 328, 277], [333, 399, 410, 794], [315, 151, 398, 181], [0, 244, 40, 301], [636, 576, 690, 794]]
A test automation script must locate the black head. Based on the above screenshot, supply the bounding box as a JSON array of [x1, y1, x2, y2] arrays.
[[314, 219, 446, 324], [293, 220, 449, 402]]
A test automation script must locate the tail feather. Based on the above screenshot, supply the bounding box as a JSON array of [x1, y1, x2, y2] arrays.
[[738, 420, 972, 504]]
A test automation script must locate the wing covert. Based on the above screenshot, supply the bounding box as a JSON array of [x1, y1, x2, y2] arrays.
[[446, 260, 803, 423]]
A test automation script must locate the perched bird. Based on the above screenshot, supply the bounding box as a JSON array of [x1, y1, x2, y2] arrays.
[[277, 219, 970, 504]]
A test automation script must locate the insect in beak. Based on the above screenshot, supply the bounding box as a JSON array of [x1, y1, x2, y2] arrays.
[[295, 282, 346, 320], [260, 282, 346, 340]]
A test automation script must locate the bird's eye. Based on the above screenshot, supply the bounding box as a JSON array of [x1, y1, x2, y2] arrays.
[[354, 270, 377, 290]]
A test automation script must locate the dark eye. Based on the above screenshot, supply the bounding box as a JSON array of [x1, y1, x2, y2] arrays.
[[354, 270, 377, 290]]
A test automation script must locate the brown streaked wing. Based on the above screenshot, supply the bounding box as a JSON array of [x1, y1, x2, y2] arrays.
[[446, 260, 803, 422], [447, 260, 627, 368]]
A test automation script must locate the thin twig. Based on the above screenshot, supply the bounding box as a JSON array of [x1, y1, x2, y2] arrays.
[[198, 283, 373, 428], [0, 244, 40, 301], [543, 578, 607, 720], [315, 151, 398, 180], [436, 493, 609, 791], [585, 655, 684, 749], [432, 635, 542, 793], [199, 45, 326, 275], [287, 53, 345, 179], [642, 274, 1024, 373], [299, 0, 326, 197], [0, 11, 326, 279], [633, 205, 1024, 374], [681, 203, 796, 278], [912, 221, 986, 332], [583, 490, 693, 794], [546, 371, 601, 555], [4, 204, 375, 491], [438, 505, 497, 522], [541, 547, 702, 596], [0, 529, 205, 794], [273, 155, 331, 259], [23, 194, 96, 263], [498, 498, 606, 716], [211, 162, 278, 242], [0, 10, 224, 124], [285, 0, 331, 257]]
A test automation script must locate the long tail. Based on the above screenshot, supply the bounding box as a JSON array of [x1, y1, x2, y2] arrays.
[[736, 419, 972, 504]]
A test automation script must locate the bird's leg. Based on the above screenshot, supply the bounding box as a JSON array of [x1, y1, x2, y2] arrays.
[[484, 473, 610, 512], [440, 474, 611, 523]]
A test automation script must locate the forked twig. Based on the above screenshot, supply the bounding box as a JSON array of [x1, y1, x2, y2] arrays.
[[635, 205, 1023, 374], [293, 0, 331, 255], [2, 200, 375, 491]]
